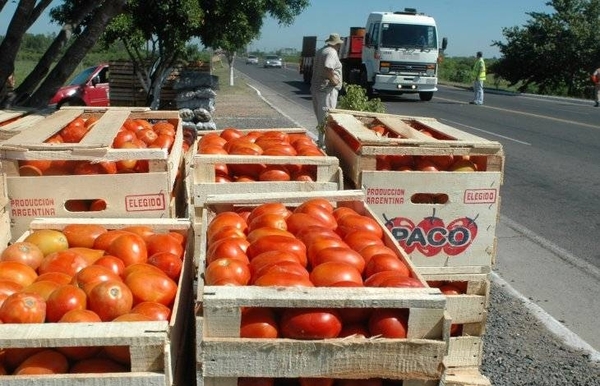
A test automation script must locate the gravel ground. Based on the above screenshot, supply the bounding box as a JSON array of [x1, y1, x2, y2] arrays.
[[209, 88, 600, 386]]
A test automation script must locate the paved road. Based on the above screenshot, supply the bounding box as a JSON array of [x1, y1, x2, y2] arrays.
[[231, 59, 600, 355]]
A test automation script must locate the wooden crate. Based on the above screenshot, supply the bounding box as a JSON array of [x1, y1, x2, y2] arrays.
[[0, 172, 10, 249], [0, 218, 194, 386], [325, 109, 504, 188], [192, 129, 342, 206], [423, 271, 490, 369], [404, 367, 492, 386], [0, 108, 53, 133], [0, 108, 184, 239], [195, 191, 450, 385], [325, 111, 503, 273]]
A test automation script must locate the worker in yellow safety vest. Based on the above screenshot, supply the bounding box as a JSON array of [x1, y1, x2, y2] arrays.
[[470, 51, 486, 105]]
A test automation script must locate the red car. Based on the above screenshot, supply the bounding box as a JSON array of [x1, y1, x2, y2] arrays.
[[49, 64, 110, 109]]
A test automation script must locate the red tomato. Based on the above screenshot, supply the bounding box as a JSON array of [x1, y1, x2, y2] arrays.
[[246, 235, 307, 267], [246, 227, 295, 244], [208, 226, 246, 245], [379, 276, 424, 288], [0, 261, 38, 287], [310, 261, 363, 287], [119, 225, 155, 241], [92, 230, 131, 251], [70, 358, 128, 373], [207, 212, 248, 240], [240, 307, 279, 338], [112, 130, 136, 148], [294, 202, 337, 230], [0, 279, 23, 299], [21, 280, 61, 301], [220, 127, 244, 142], [35, 271, 72, 285], [131, 301, 172, 321], [67, 247, 105, 265], [248, 213, 288, 232], [150, 134, 175, 150], [145, 233, 184, 259], [306, 236, 350, 267], [298, 198, 334, 213], [253, 272, 314, 287], [205, 257, 251, 286], [112, 312, 154, 321], [38, 249, 89, 277], [364, 271, 410, 287], [58, 309, 102, 323], [312, 247, 366, 274], [332, 206, 359, 222], [358, 244, 398, 265], [45, 284, 87, 322], [122, 263, 166, 279], [246, 203, 291, 224], [61, 224, 108, 249], [0, 292, 46, 323], [368, 308, 408, 338], [258, 166, 291, 181], [13, 349, 69, 375], [262, 144, 297, 156], [251, 261, 309, 284], [343, 230, 384, 252], [147, 252, 183, 281], [280, 308, 342, 339], [296, 226, 342, 246], [125, 270, 178, 306], [0, 241, 44, 270], [136, 128, 158, 145], [337, 215, 383, 238], [249, 250, 304, 276], [286, 212, 333, 235], [72, 264, 122, 295], [93, 255, 126, 278], [206, 237, 250, 265], [87, 280, 133, 321], [106, 233, 148, 267], [364, 255, 410, 278]]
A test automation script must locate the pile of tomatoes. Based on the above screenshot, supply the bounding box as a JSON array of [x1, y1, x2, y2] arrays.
[[204, 199, 426, 342], [375, 154, 485, 173], [18, 117, 181, 177], [0, 224, 186, 375], [197, 128, 325, 182]]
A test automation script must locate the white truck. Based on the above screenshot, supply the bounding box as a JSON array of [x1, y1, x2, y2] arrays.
[[359, 8, 447, 101]]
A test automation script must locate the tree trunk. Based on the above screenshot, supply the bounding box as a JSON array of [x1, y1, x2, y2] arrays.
[[24, 0, 127, 108], [15, 0, 100, 102], [0, 0, 35, 99], [227, 51, 236, 86]]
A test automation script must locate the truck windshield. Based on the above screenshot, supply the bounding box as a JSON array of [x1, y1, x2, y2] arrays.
[[67, 67, 97, 86], [380, 23, 437, 49]]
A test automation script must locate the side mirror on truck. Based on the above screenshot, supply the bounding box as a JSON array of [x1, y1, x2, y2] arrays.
[[441, 37, 448, 51]]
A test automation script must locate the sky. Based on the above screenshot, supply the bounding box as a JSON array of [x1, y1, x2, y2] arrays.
[[1, 1, 553, 58]]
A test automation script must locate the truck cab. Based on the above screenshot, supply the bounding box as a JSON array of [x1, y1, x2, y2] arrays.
[[49, 64, 110, 109], [361, 9, 447, 101]]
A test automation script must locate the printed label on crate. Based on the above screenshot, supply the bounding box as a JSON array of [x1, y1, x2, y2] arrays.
[[362, 171, 502, 268], [125, 194, 166, 212], [9, 197, 56, 218]]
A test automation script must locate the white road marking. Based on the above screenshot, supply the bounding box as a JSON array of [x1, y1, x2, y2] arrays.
[[441, 118, 532, 145]]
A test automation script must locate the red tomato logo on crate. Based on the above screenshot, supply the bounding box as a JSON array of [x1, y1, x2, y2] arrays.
[[383, 210, 479, 257]]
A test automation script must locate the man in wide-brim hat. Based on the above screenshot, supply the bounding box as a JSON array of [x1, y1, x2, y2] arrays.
[[311, 33, 344, 145]]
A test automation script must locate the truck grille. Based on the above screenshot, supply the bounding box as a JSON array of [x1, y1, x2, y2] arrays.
[[389, 62, 429, 74]]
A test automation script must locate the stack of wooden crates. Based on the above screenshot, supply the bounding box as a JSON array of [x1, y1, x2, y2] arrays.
[[0, 106, 195, 386], [325, 109, 505, 385]]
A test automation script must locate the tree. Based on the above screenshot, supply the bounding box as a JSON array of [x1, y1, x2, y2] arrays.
[[23, 0, 127, 108], [0, 0, 53, 101], [492, 0, 600, 96], [101, 0, 204, 109], [198, 0, 309, 86]]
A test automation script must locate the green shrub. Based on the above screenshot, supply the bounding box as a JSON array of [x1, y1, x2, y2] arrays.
[[338, 83, 386, 113]]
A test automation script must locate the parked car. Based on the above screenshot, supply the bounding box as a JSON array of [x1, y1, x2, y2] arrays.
[[49, 64, 110, 109], [263, 55, 283, 68], [246, 55, 259, 65]]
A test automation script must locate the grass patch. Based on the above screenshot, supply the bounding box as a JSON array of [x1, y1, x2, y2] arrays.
[[211, 60, 253, 96]]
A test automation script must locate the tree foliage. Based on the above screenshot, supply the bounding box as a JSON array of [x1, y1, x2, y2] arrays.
[[491, 0, 600, 96]]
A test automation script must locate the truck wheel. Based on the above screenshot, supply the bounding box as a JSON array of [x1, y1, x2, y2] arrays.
[[419, 92, 434, 101], [360, 71, 374, 98], [57, 99, 85, 109]]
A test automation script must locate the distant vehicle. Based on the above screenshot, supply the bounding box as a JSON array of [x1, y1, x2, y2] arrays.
[[49, 64, 110, 109], [264, 55, 283, 68], [246, 55, 259, 65]]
